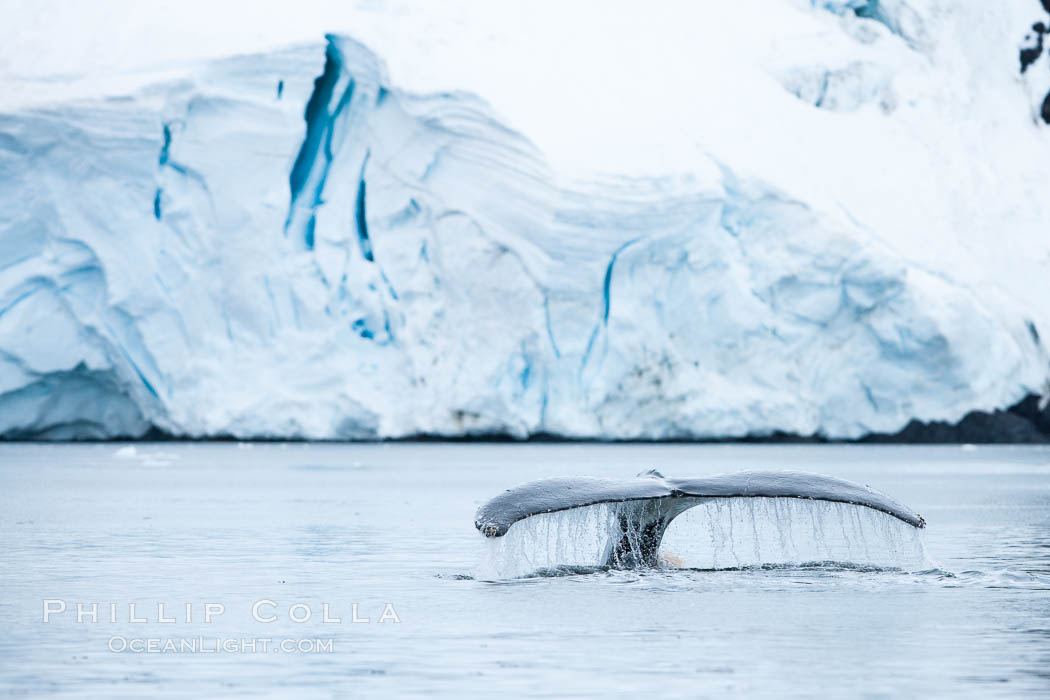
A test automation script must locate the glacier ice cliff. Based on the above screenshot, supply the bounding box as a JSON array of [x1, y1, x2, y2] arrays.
[[0, 1, 1049, 440]]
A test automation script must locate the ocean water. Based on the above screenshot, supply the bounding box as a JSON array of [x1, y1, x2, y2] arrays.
[[1, 442, 1048, 697]]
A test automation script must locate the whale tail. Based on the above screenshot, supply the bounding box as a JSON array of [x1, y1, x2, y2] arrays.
[[475, 470, 925, 569]]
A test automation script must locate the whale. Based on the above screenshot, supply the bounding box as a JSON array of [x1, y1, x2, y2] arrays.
[[475, 470, 925, 568]]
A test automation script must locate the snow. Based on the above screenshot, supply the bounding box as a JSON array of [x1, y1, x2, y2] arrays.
[[0, 0, 1048, 439]]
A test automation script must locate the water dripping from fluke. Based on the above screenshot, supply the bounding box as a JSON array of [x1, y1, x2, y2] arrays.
[[473, 470, 929, 580]]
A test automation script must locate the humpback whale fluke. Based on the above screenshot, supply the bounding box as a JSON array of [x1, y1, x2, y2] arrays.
[[475, 470, 925, 569]]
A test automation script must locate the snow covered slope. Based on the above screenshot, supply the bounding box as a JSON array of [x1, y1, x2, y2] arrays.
[[0, 1, 1048, 439]]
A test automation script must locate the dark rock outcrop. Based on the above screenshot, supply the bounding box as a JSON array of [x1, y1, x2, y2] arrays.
[[862, 393, 1050, 443]]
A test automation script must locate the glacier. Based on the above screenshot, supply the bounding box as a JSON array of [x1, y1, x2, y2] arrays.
[[0, 0, 1049, 440]]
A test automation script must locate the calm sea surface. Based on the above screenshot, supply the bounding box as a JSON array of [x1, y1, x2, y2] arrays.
[[1, 443, 1049, 697]]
